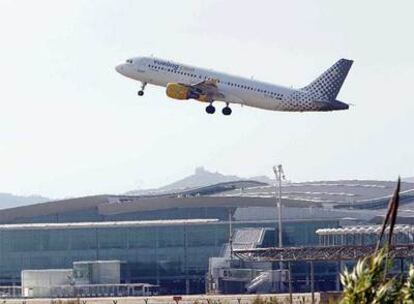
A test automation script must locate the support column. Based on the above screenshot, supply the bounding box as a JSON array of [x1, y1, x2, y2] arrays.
[[184, 225, 189, 295], [156, 227, 160, 286], [336, 261, 341, 291], [228, 208, 233, 260], [288, 262, 293, 304], [95, 227, 100, 260], [310, 261, 315, 304]]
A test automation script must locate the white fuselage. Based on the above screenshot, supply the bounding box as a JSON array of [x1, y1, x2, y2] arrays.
[[116, 56, 348, 112]]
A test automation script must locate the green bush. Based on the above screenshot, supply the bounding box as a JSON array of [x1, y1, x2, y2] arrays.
[[340, 249, 414, 304]]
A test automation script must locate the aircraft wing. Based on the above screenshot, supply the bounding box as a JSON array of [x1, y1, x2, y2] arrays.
[[188, 79, 225, 100]]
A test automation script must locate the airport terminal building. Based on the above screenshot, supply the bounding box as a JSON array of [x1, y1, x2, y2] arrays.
[[0, 180, 413, 294]]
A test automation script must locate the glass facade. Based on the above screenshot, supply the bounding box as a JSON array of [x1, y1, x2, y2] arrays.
[[0, 219, 338, 294]]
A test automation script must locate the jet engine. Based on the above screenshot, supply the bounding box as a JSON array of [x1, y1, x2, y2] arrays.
[[166, 83, 199, 100]]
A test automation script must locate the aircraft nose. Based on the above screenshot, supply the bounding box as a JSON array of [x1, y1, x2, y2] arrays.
[[115, 63, 125, 74]]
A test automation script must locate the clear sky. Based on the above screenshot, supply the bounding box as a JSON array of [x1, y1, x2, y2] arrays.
[[1, 0, 413, 198]]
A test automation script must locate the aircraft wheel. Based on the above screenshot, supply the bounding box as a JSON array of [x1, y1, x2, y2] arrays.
[[222, 107, 232, 116], [138, 90, 144, 96], [206, 105, 216, 114]]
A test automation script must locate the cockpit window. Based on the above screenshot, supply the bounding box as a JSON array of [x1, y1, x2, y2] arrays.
[[126, 59, 133, 64]]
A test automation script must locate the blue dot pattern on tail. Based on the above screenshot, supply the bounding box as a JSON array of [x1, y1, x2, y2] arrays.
[[301, 59, 353, 101]]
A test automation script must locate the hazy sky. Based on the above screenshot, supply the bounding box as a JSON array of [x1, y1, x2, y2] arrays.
[[1, 0, 413, 198]]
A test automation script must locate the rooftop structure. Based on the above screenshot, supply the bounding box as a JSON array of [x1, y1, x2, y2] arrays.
[[316, 224, 414, 236], [0, 219, 218, 231], [233, 243, 414, 262], [1, 180, 413, 225], [214, 180, 414, 209]]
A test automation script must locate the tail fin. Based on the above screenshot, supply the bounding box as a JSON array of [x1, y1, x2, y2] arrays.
[[302, 58, 353, 100]]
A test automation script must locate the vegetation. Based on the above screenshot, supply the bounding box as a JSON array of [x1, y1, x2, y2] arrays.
[[340, 248, 414, 303], [341, 249, 393, 302], [340, 178, 414, 304], [204, 299, 228, 304], [252, 296, 282, 304]]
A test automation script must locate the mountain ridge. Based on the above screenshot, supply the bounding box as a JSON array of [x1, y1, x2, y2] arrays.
[[404, 177, 414, 183], [126, 166, 273, 195], [0, 193, 50, 210]]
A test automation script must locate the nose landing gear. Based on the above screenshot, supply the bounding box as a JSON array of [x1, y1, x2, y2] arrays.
[[137, 82, 147, 96]]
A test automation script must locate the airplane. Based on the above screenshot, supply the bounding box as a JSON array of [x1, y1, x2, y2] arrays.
[[115, 56, 353, 115]]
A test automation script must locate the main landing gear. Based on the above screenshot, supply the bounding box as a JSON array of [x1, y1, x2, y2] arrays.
[[137, 82, 147, 96], [206, 104, 215, 114], [222, 106, 232, 116], [205, 103, 232, 116]]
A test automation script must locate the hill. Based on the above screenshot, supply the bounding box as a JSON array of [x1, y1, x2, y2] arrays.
[[404, 177, 414, 183], [126, 166, 272, 195], [0, 193, 50, 210]]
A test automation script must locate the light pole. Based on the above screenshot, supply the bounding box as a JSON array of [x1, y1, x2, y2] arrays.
[[228, 208, 234, 260], [273, 165, 285, 249]]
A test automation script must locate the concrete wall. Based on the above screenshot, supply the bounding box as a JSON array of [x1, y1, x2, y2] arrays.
[[21, 269, 72, 297]]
